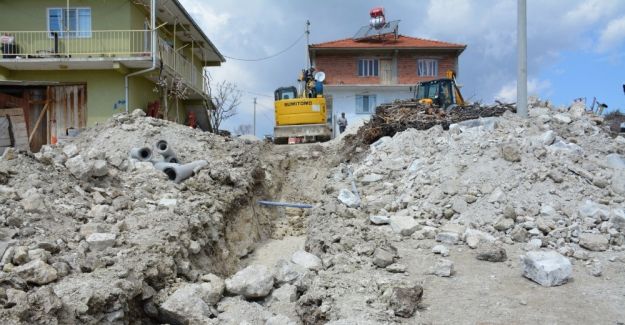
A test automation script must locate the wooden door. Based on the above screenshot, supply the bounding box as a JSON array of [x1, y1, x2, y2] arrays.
[[380, 59, 392, 85]]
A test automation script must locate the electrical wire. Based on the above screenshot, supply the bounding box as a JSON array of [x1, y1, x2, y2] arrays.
[[223, 32, 306, 62]]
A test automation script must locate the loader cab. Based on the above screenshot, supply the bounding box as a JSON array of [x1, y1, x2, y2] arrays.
[[415, 79, 455, 108], [275, 86, 298, 101]]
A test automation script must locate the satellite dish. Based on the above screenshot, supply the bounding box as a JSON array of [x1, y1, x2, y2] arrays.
[[314, 71, 326, 82]]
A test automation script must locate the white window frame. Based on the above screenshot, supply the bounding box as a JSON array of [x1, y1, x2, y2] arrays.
[[47, 7, 92, 38], [355, 94, 377, 114], [358, 58, 379, 77], [417, 59, 439, 77]]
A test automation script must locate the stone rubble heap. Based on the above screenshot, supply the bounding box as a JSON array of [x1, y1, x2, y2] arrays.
[[0, 110, 291, 324], [298, 102, 625, 322]]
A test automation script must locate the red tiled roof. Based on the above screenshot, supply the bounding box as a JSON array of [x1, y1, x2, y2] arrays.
[[310, 34, 466, 50]]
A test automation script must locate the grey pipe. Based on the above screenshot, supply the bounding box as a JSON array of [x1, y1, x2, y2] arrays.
[[257, 200, 313, 209], [129, 147, 153, 161], [153, 161, 179, 171], [162, 160, 208, 184], [155, 140, 176, 160]]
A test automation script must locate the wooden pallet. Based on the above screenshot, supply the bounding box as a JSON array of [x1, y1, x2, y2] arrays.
[[0, 108, 29, 151]]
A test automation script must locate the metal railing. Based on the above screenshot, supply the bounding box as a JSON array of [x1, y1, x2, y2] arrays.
[[0, 31, 205, 96], [157, 39, 204, 94], [0, 30, 151, 58]]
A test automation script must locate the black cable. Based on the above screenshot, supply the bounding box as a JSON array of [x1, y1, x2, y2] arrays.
[[223, 32, 306, 62]]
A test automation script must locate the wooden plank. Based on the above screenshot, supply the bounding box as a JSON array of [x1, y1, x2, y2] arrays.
[[0, 108, 24, 116], [28, 102, 49, 145]]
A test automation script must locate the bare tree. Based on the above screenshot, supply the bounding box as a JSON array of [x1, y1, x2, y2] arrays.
[[234, 124, 253, 136], [203, 71, 242, 134], [153, 59, 189, 122]]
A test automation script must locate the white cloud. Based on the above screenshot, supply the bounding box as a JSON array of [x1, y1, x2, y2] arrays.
[[597, 16, 625, 52], [495, 78, 552, 102]]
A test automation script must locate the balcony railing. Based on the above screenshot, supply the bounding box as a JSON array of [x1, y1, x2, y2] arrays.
[[0, 30, 151, 58], [0, 30, 205, 96], [157, 38, 204, 94]]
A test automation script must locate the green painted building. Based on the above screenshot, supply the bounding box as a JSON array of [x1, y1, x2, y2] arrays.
[[0, 0, 224, 151]]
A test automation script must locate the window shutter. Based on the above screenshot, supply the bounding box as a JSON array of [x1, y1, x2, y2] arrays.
[[356, 96, 364, 114]]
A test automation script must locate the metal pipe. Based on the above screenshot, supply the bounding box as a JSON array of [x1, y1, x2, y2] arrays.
[[257, 200, 313, 209], [124, 0, 157, 113], [517, 0, 528, 117]]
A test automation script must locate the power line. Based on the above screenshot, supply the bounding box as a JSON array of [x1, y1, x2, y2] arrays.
[[223, 32, 306, 62]]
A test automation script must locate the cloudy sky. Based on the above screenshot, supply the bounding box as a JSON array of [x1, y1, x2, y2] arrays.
[[180, 0, 625, 136]]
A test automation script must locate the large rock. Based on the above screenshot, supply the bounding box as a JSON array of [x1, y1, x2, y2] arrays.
[[476, 243, 507, 262], [372, 247, 396, 268], [435, 232, 459, 245], [369, 215, 390, 225], [612, 170, 625, 195], [273, 259, 304, 285], [21, 189, 46, 212], [464, 229, 496, 249], [91, 159, 108, 177], [337, 189, 360, 207], [13, 259, 58, 285], [389, 285, 423, 318], [65, 155, 94, 180], [579, 233, 609, 251], [390, 215, 419, 236], [160, 283, 221, 324], [501, 144, 521, 162], [291, 250, 322, 271], [429, 259, 454, 277], [225, 264, 274, 298], [270, 283, 297, 302], [611, 209, 625, 232], [553, 113, 572, 124], [86, 233, 116, 251], [520, 251, 572, 287]]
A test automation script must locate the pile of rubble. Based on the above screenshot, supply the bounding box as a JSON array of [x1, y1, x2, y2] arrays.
[[300, 100, 625, 322], [0, 110, 286, 324], [354, 99, 516, 144], [1, 98, 624, 324]]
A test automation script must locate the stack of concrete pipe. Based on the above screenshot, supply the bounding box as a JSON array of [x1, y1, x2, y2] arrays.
[[129, 140, 208, 183]]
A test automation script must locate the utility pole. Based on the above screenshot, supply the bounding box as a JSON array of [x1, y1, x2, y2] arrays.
[[253, 97, 257, 137], [517, 0, 528, 117], [305, 20, 310, 68]]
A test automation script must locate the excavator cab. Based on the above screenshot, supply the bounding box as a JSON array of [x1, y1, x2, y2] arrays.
[[414, 70, 465, 109], [275, 86, 298, 100], [415, 79, 456, 108]]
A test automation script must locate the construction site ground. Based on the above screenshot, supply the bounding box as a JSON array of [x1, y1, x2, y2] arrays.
[[0, 103, 624, 324]]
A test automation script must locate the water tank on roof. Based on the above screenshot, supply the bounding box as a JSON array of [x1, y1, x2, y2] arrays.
[[369, 7, 386, 29]]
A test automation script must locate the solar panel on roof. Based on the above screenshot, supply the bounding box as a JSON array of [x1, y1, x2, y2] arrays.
[[353, 20, 400, 41]]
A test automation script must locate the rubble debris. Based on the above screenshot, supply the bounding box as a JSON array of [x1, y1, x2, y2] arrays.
[[390, 215, 419, 236], [389, 285, 423, 317], [476, 243, 507, 262], [520, 251, 572, 287], [291, 250, 322, 271], [225, 264, 275, 298], [429, 258, 454, 277], [353, 100, 515, 144]]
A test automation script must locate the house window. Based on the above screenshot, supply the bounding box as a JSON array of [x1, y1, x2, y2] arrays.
[[356, 94, 377, 114], [417, 59, 438, 77], [358, 59, 379, 77], [48, 8, 92, 38]]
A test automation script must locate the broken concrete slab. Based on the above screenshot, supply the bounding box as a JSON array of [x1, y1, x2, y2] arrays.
[[520, 251, 572, 287], [291, 250, 322, 271], [390, 215, 419, 236]]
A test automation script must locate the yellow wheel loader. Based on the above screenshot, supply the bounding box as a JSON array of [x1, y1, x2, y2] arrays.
[[414, 70, 465, 109], [273, 69, 332, 144]]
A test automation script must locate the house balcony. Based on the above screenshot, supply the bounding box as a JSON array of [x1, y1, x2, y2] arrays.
[[0, 30, 206, 98]]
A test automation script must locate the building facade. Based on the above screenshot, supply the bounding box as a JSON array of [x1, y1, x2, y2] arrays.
[[309, 35, 465, 130], [0, 0, 223, 152]]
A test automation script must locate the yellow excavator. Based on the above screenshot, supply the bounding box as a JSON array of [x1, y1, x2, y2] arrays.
[[414, 70, 465, 109], [273, 68, 332, 144]]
